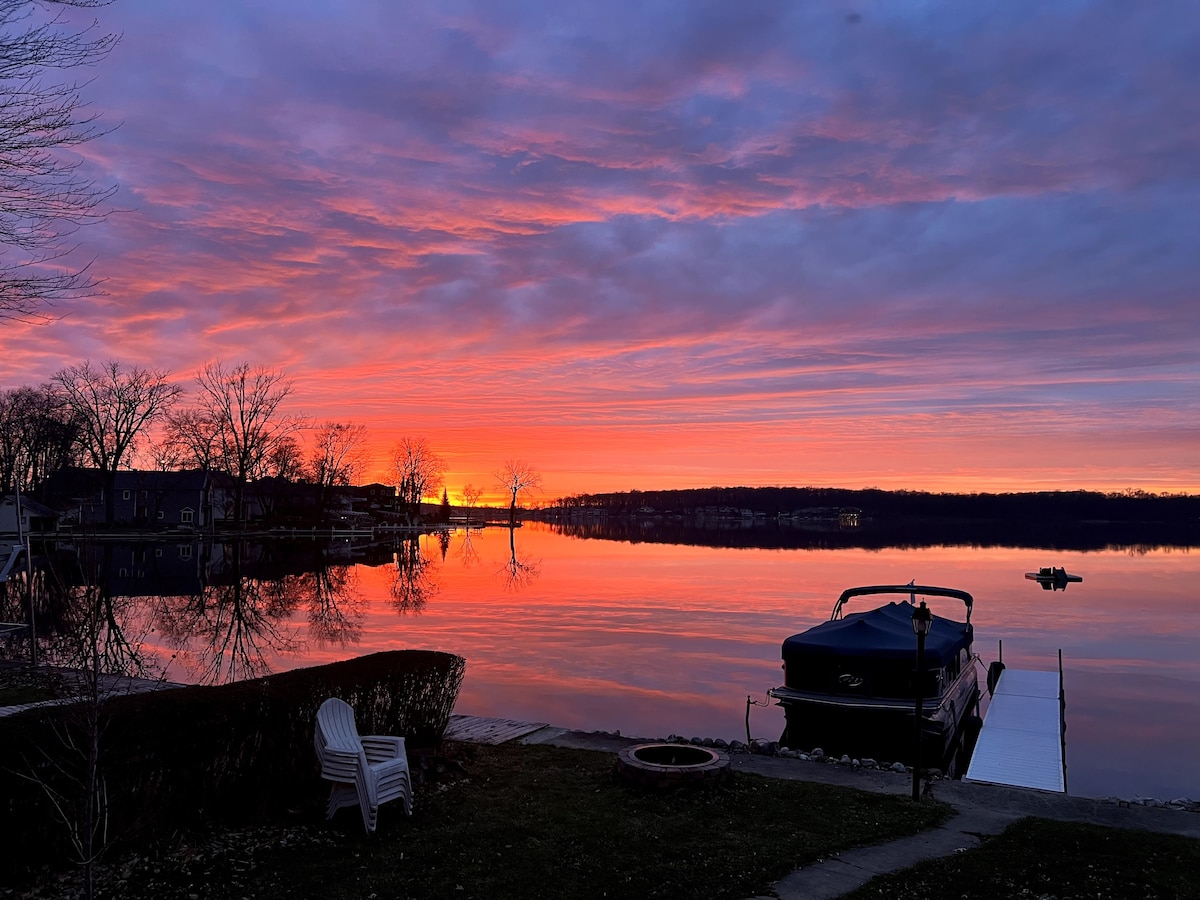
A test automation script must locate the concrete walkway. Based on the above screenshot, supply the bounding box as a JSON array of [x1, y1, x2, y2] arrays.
[[517, 724, 1200, 900]]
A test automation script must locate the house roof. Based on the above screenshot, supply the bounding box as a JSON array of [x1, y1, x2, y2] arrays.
[[112, 469, 209, 491], [1, 495, 59, 518]]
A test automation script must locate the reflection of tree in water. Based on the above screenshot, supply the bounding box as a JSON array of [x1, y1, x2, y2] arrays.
[[389, 534, 439, 614], [33, 544, 161, 682], [499, 526, 540, 592], [455, 528, 482, 569], [155, 542, 300, 684], [294, 564, 365, 646]]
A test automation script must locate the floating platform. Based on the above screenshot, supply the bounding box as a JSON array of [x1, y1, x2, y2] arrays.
[[965, 668, 1066, 793]]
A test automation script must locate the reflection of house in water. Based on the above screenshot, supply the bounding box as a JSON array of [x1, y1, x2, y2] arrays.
[[70, 540, 215, 597], [57, 538, 333, 598]]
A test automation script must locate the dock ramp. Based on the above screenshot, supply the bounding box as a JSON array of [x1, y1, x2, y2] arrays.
[[965, 668, 1066, 793]]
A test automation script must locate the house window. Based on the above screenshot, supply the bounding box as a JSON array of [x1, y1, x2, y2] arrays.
[[181, 509, 194, 524], [155, 548, 163, 558], [158, 510, 165, 519], [122, 490, 131, 500], [119, 567, 128, 577], [179, 545, 192, 560]]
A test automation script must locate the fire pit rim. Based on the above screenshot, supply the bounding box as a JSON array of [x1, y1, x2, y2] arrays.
[[614, 742, 732, 788]]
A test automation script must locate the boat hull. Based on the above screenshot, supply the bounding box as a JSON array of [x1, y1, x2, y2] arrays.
[[771, 667, 980, 773]]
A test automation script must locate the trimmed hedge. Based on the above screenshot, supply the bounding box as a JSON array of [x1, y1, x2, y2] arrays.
[[0, 650, 465, 873]]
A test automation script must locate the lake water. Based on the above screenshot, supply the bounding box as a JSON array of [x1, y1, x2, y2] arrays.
[[19, 523, 1200, 802]]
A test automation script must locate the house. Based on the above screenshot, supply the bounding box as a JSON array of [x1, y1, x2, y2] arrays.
[[349, 483, 397, 509], [107, 470, 213, 528], [42, 467, 214, 529], [0, 494, 60, 535]]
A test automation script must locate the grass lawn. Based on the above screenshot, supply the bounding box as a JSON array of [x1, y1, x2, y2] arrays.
[[13, 741, 950, 899], [844, 816, 1200, 900], [10, 741, 1199, 900]]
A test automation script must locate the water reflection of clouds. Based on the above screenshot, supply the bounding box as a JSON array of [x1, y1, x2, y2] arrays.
[[104, 525, 1200, 800], [1064, 672, 1200, 799]]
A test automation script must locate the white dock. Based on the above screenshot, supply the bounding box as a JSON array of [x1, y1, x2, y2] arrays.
[[443, 715, 550, 745], [965, 668, 1066, 793]]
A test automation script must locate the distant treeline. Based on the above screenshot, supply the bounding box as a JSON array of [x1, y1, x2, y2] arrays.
[[549, 486, 1200, 525], [544, 516, 1197, 553]]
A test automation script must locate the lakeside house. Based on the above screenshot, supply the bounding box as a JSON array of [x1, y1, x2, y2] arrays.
[[41, 467, 215, 529], [0, 494, 61, 535]]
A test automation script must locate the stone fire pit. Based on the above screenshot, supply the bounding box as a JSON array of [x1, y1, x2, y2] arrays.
[[614, 742, 731, 789]]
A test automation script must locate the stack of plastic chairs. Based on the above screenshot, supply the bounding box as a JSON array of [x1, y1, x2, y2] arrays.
[[314, 697, 413, 833]]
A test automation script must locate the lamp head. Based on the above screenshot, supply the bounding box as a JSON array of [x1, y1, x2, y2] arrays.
[[912, 600, 933, 636]]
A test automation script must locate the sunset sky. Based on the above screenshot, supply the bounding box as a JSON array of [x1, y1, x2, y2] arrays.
[[2, 1, 1197, 501]]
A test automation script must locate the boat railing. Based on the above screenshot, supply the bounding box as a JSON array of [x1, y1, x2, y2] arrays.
[[830, 583, 974, 626]]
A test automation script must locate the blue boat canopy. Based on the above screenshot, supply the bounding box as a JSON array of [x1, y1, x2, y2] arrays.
[[782, 601, 971, 668]]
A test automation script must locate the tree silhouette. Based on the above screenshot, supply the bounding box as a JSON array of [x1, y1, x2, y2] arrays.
[[496, 459, 542, 527], [390, 437, 444, 524], [458, 484, 483, 525], [0, 383, 81, 490], [184, 361, 303, 525], [307, 421, 367, 522], [52, 361, 180, 525], [0, 0, 119, 323]]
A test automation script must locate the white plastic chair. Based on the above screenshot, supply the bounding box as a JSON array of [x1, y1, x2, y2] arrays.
[[314, 697, 413, 833]]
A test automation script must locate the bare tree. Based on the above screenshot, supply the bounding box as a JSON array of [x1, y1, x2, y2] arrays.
[[390, 437, 444, 523], [496, 459, 542, 526], [145, 436, 184, 472], [308, 421, 367, 520], [160, 406, 222, 471], [188, 361, 303, 524], [459, 483, 483, 525], [265, 433, 306, 481], [52, 360, 180, 524], [0, 0, 119, 323], [0, 383, 81, 490]]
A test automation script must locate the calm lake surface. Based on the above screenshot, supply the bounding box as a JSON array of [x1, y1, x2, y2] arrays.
[[48, 523, 1200, 802]]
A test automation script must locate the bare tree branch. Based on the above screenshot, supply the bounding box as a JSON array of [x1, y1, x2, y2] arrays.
[[0, 0, 120, 322]]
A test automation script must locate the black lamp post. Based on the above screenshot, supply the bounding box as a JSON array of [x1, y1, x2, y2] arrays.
[[911, 600, 932, 802]]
